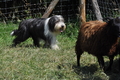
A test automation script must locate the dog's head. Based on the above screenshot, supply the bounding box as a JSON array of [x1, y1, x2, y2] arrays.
[[106, 17, 120, 37], [48, 15, 66, 34]]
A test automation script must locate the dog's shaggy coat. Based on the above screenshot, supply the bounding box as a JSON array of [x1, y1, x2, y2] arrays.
[[75, 17, 120, 71], [11, 15, 66, 50]]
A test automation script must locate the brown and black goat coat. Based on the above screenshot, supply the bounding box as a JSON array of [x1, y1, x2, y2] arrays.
[[75, 18, 120, 71]]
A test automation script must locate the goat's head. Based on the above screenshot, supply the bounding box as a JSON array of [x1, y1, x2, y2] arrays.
[[107, 17, 120, 37]]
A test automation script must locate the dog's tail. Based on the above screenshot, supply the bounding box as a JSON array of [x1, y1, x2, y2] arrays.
[[10, 29, 25, 36], [10, 27, 27, 38], [10, 30, 18, 36], [10, 26, 29, 42]]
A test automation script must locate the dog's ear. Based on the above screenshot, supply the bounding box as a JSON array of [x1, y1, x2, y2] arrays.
[[48, 17, 56, 32]]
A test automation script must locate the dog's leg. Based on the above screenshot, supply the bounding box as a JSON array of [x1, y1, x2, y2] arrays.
[[12, 39, 21, 47], [12, 35, 29, 47], [32, 36, 40, 47], [43, 40, 49, 48], [11, 27, 30, 47], [12, 36, 24, 46], [49, 36, 59, 50], [50, 44, 59, 50]]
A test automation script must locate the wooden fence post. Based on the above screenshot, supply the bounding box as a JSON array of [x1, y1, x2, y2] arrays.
[[92, 0, 103, 21], [79, 0, 86, 25], [41, 0, 59, 18]]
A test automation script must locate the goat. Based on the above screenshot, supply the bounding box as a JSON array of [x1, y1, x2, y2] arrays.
[[75, 17, 120, 71]]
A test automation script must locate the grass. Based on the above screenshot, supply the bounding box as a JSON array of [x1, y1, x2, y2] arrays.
[[0, 22, 120, 80]]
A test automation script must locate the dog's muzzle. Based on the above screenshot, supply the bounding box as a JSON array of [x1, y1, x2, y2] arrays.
[[60, 25, 66, 32], [54, 22, 66, 33]]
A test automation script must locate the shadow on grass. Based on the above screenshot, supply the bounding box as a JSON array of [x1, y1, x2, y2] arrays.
[[72, 64, 98, 74], [72, 58, 120, 80], [9, 44, 50, 49], [105, 59, 120, 80], [9, 44, 34, 48], [72, 64, 103, 80]]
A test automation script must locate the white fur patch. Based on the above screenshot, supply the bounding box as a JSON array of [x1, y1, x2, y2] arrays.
[[43, 16, 65, 50], [44, 17, 59, 50], [44, 18, 50, 36], [51, 44, 60, 50], [55, 15, 63, 21], [55, 22, 66, 32], [10, 31, 14, 36]]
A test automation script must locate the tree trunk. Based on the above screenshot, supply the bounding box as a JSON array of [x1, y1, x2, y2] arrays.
[[42, 0, 59, 18]]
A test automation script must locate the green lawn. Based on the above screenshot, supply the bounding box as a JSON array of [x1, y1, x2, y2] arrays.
[[0, 23, 120, 80]]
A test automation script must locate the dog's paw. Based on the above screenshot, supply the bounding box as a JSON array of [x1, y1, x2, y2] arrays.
[[51, 44, 60, 50]]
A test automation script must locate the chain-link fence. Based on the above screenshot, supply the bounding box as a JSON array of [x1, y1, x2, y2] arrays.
[[0, 0, 79, 23], [86, 0, 120, 21], [0, 0, 120, 23], [0, 0, 46, 22]]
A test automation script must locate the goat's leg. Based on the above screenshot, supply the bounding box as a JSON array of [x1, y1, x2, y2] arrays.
[[97, 56, 105, 71], [106, 56, 114, 71], [75, 45, 83, 67], [77, 54, 81, 66], [119, 58, 120, 70]]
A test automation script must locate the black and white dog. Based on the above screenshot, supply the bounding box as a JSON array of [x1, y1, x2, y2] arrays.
[[11, 15, 66, 50]]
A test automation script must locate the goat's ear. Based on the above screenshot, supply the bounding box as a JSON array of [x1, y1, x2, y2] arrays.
[[103, 17, 114, 23]]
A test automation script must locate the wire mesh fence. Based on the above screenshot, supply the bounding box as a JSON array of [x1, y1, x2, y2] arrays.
[[0, 0, 79, 23], [86, 0, 120, 21], [51, 0, 79, 22], [0, 0, 120, 23], [0, 0, 47, 23]]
